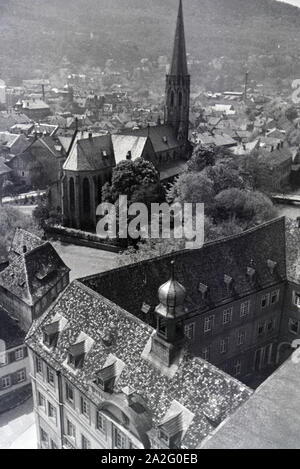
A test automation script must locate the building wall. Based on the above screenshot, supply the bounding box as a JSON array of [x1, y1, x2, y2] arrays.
[[0, 344, 30, 397], [29, 350, 144, 450], [0, 273, 69, 332], [0, 286, 33, 332], [182, 282, 288, 381]]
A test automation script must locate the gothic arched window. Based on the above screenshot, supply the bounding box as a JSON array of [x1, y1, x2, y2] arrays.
[[83, 178, 91, 214], [178, 91, 183, 107], [69, 177, 75, 212], [170, 91, 175, 107]]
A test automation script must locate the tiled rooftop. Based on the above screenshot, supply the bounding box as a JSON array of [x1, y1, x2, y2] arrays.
[[26, 281, 251, 448], [81, 218, 287, 324], [0, 242, 70, 306]]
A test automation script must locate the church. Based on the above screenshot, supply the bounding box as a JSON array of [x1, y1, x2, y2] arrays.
[[61, 0, 191, 230]]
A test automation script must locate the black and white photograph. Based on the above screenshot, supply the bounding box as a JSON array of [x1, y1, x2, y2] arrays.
[[0, 0, 300, 454]]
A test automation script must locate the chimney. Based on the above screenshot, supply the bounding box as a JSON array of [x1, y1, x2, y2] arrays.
[[122, 386, 135, 407], [126, 151, 132, 160], [23, 245, 27, 254], [88, 131, 93, 140]]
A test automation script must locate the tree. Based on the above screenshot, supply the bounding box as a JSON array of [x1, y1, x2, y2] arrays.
[[167, 172, 215, 206], [203, 163, 245, 194], [187, 145, 216, 172], [214, 189, 277, 227], [102, 158, 163, 205]]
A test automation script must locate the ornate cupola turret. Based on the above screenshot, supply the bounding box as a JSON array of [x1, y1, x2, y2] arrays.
[[150, 261, 187, 368]]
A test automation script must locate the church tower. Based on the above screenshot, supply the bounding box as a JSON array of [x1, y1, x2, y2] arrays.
[[165, 0, 190, 142]]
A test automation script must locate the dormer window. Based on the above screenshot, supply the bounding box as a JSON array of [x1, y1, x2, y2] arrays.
[[43, 321, 60, 348], [68, 342, 86, 369], [157, 401, 194, 450], [94, 357, 125, 393], [198, 283, 209, 300], [247, 267, 257, 286], [141, 302, 151, 315], [224, 275, 234, 294], [267, 259, 278, 276], [43, 315, 67, 349]]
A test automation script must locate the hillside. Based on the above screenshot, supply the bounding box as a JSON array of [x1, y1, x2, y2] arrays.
[[1, 0, 300, 90]]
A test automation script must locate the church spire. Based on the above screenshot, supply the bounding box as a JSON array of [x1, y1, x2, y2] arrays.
[[165, 0, 190, 144], [170, 0, 188, 77]]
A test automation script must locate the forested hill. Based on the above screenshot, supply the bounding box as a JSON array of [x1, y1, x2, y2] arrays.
[[1, 0, 300, 88]]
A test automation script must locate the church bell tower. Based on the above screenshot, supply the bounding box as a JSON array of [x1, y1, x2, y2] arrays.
[[165, 0, 190, 142]]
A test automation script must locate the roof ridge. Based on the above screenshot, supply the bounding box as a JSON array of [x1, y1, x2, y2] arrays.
[[79, 217, 286, 283]]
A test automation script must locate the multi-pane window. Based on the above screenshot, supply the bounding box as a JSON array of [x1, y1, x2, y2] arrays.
[[51, 440, 58, 450], [223, 308, 233, 325], [257, 322, 265, 336], [289, 318, 300, 335], [97, 412, 107, 433], [114, 427, 126, 449], [15, 348, 24, 361], [80, 396, 90, 419], [184, 323, 195, 341], [67, 419, 76, 439], [38, 392, 46, 410], [240, 301, 250, 318], [40, 428, 48, 444], [294, 292, 300, 308], [271, 290, 280, 305], [2, 375, 11, 389], [261, 294, 270, 309], [66, 382, 74, 404], [47, 367, 55, 387], [237, 330, 246, 346], [204, 316, 214, 333], [48, 402, 57, 424], [267, 318, 276, 333], [81, 435, 91, 450], [16, 369, 26, 383], [202, 347, 210, 361], [220, 338, 229, 355], [233, 360, 242, 377], [36, 357, 43, 375]]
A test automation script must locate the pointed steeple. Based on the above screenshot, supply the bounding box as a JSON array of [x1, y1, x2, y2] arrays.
[[170, 0, 188, 77]]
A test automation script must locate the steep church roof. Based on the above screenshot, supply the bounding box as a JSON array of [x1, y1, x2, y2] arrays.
[[170, 0, 189, 77]]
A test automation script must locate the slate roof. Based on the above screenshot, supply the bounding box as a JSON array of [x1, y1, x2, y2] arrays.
[[0, 242, 70, 306], [169, 0, 189, 77], [63, 134, 114, 172], [200, 352, 300, 449], [0, 157, 12, 176], [22, 100, 50, 111], [0, 112, 31, 132], [124, 125, 181, 154], [81, 218, 287, 322], [259, 148, 292, 167], [0, 132, 30, 155], [111, 135, 151, 165], [9, 228, 44, 258], [0, 306, 25, 349], [26, 281, 251, 448]]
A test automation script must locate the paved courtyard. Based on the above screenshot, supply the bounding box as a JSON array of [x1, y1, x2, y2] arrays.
[[51, 241, 120, 281], [0, 398, 37, 449]]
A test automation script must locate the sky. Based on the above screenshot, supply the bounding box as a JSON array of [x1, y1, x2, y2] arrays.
[[278, 0, 300, 7]]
